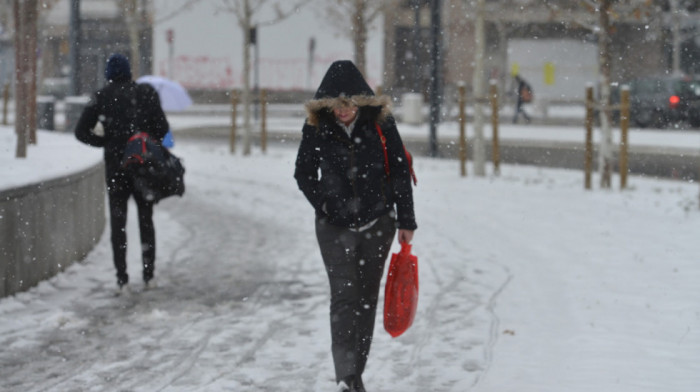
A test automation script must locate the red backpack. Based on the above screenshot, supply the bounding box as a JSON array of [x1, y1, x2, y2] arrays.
[[375, 123, 417, 186]]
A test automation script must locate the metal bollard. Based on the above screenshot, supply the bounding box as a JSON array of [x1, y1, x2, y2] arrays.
[[584, 86, 594, 190], [230, 90, 238, 154], [490, 80, 500, 175], [458, 83, 467, 177], [619, 86, 630, 189], [260, 89, 267, 153]]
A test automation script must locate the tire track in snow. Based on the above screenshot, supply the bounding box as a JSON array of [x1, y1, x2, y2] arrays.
[[469, 262, 513, 390], [370, 201, 513, 391], [0, 146, 321, 391], [150, 149, 331, 389]]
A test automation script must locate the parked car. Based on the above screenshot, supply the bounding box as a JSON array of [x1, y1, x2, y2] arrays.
[[684, 77, 700, 127], [628, 75, 698, 128]]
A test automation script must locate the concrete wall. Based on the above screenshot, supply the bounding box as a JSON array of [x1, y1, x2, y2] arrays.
[[0, 162, 105, 298]]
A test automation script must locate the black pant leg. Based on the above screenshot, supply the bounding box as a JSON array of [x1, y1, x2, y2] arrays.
[[107, 174, 131, 284], [315, 214, 396, 382], [316, 219, 359, 381], [354, 215, 396, 376], [134, 193, 155, 282]]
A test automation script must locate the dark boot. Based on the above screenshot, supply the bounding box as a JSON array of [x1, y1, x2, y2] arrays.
[[117, 272, 129, 288], [143, 259, 154, 284], [338, 375, 366, 392]]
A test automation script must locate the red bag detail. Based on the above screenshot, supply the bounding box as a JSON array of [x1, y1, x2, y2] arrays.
[[521, 84, 533, 103], [375, 123, 417, 186], [384, 242, 419, 338]]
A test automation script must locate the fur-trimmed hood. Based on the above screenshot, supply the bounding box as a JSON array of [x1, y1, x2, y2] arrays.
[[304, 60, 391, 127]]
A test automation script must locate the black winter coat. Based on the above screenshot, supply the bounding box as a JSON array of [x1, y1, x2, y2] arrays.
[[295, 106, 417, 231], [74, 81, 169, 181]]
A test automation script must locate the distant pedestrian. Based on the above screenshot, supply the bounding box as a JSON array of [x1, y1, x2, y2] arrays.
[[74, 53, 169, 292], [513, 74, 532, 124], [294, 60, 417, 392]]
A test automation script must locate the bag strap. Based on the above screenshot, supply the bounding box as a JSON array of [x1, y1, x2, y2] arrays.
[[375, 123, 391, 179], [375, 123, 417, 186]]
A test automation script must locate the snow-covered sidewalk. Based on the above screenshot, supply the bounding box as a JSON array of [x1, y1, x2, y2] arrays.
[[1, 127, 699, 391]]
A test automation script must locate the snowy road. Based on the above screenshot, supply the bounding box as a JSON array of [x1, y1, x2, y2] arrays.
[[1, 135, 698, 391]]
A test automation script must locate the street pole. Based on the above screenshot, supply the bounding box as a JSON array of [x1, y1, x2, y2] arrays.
[[69, 0, 81, 95], [429, 0, 441, 158], [167, 29, 174, 79], [412, 0, 421, 93], [670, 0, 682, 75]]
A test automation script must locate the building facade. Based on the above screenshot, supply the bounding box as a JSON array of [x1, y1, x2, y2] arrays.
[[383, 0, 700, 107]]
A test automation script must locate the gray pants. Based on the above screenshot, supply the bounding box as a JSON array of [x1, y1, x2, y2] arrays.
[[315, 214, 396, 382]]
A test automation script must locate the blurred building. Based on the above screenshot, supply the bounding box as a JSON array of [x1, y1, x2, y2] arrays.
[[0, 0, 14, 90], [383, 0, 700, 105], [39, 0, 153, 97]]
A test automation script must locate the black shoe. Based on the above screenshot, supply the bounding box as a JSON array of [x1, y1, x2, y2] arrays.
[[143, 261, 154, 283], [117, 273, 129, 288], [353, 376, 366, 392], [336, 381, 350, 392], [338, 375, 365, 392]]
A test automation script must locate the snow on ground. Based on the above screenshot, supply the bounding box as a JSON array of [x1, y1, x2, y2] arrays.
[[0, 116, 699, 391], [0, 128, 103, 191]]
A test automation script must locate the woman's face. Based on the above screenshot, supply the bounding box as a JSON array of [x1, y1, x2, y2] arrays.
[[333, 103, 358, 126]]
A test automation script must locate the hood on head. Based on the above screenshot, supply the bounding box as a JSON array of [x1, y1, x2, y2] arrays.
[[305, 60, 391, 127]]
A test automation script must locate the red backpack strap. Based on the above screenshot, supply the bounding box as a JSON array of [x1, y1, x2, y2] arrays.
[[128, 132, 150, 154], [404, 147, 417, 185], [375, 123, 417, 185], [375, 123, 391, 179]]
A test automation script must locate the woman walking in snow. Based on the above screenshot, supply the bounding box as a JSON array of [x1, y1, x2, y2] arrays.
[[294, 60, 417, 392]]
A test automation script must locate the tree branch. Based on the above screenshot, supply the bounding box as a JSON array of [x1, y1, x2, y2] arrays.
[[257, 0, 312, 27], [154, 0, 207, 24]]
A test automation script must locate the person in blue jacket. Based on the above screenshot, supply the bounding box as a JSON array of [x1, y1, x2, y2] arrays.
[[294, 60, 417, 392]]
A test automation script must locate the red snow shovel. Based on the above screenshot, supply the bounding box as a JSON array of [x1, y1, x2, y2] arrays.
[[383, 242, 419, 338]]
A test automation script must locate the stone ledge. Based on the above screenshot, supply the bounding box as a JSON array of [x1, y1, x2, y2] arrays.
[[0, 162, 105, 298]]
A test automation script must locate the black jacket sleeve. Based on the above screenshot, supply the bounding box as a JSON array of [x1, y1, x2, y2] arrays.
[[74, 93, 105, 147], [294, 122, 324, 212], [381, 116, 417, 230]]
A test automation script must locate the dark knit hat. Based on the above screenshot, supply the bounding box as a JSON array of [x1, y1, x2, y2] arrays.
[[313, 60, 374, 100], [104, 53, 131, 82]]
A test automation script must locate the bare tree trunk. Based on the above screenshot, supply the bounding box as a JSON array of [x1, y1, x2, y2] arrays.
[[123, 0, 142, 79], [223, 0, 312, 156], [597, 0, 613, 189], [13, 0, 27, 158], [472, 0, 486, 176], [241, 0, 252, 155], [27, 0, 38, 145], [319, 0, 380, 80], [353, 0, 367, 76]]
